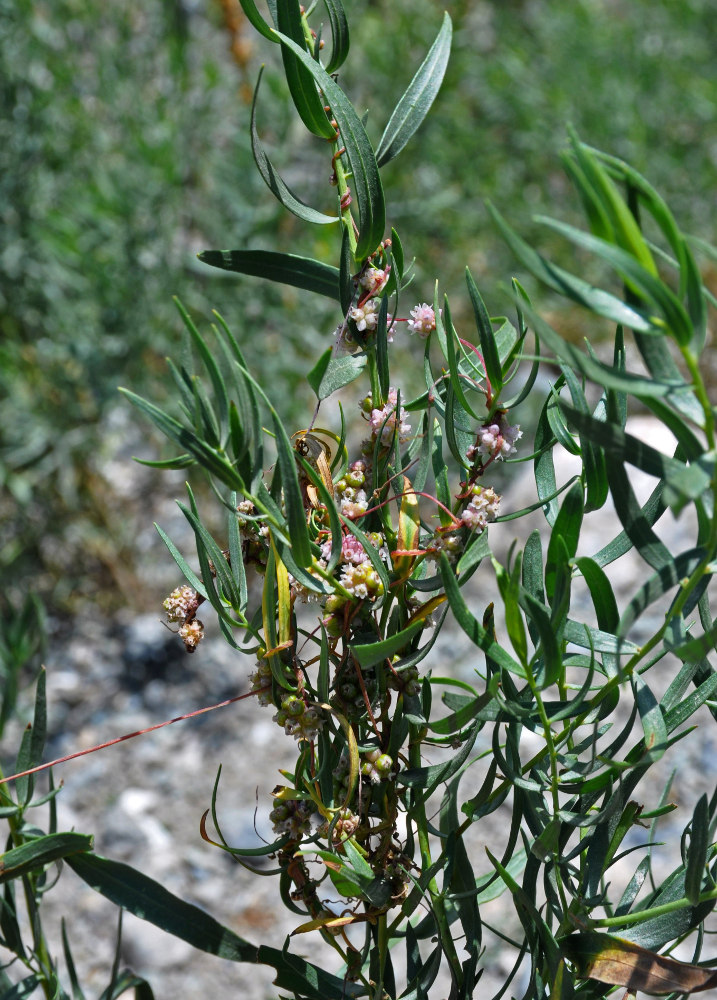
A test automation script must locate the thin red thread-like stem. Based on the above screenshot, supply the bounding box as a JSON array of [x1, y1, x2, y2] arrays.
[[0, 688, 269, 786]]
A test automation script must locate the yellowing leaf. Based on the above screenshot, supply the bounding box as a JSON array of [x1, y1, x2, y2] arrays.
[[562, 931, 717, 995]]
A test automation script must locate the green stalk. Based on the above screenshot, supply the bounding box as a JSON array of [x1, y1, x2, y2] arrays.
[[406, 727, 464, 990], [0, 763, 55, 998], [594, 886, 717, 930]]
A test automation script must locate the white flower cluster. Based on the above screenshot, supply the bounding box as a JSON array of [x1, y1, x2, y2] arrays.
[[350, 297, 380, 332], [335, 460, 370, 518], [269, 792, 317, 840], [273, 694, 324, 742], [178, 619, 204, 651], [406, 302, 438, 339], [359, 266, 389, 296], [248, 657, 274, 706], [366, 388, 412, 447], [320, 529, 387, 601], [467, 416, 522, 463], [163, 584, 204, 653], [163, 584, 200, 623], [460, 486, 501, 531]]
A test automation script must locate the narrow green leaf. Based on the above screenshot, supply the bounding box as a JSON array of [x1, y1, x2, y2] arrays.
[[198, 250, 340, 299], [0, 833, 93, 884], [237, 0, 278, 41], [545, 480, 583, 604], [249, 68, 337, 225], [271, 413, 312, 568], [668, 619, 717, 664], [321, 0, 349, 72], [619, 548, 704, 638], [538, 216, 691, 345], [274, 31, 385, 259], [488, 202, 653, 333], [155, 524, 207, 599], [575, 557, 619, 634], [560, 366, 609, 512], [607, 459, 672, 573], [534, 394, 559, 526], [307, 351, 368, 401], [351, 619, 425, 670], [174, 298, 229, 431], [685, 795, 709, 906], [69, 850, 257, 953], [120, 389, 246, 491], [466, 267, 501, 393], [277, 0, 337, 139], [1, 974, 42, 999], [633, 675, 667, 759], [376, 13, 452, 167], [439, 554, 524, 677], [29, 667, 47, 771], [568, 134, 658, 274]]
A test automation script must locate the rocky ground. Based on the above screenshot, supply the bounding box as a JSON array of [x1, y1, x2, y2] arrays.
[[2, 417, 716, 999]]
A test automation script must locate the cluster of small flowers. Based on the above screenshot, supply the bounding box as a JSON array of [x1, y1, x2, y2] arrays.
[[162, 585, 205, 652], [330, 807, 360, 842], [349, 298, 381, 332], [237, 499, 269, 539], [248, 656, 274, 707], [177, 619, 204, 651], [269, 792, 317, 841], [360, 265, 389, 297], [460, 485, 501, 532], [340, 560, 385, 600], [363, 388, 412, 448], [406, 302, 438, 339], [273, 694, 324, 742], [467, 415, 522, 463], [320, 530, 387, 567], [163, 584, 200, 623], [335, 460, 370, 518], [348, 268, 392, 335], [360, 748, 394, 785], [426, 530, 463, 563]]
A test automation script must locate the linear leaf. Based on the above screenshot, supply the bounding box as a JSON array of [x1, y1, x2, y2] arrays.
[[0, 833, 93, 883], [538, 216, 692, 345], [120, 389, 245, 491], [351, 619, 425, 670], [249, 68, 338, 225], [488, 202, 653, 332], [276, 0, 337, 139], [274, 31, 385, 259], [237, 0, 278, 41], [321, 0, 349, 72], [67, 852, 362, 998], [439, 554, 524, 677], [376, 13, 452, 167], [271, 413, 312, 568], [198, 250, 340, 299], [466, 267, 501, 392]]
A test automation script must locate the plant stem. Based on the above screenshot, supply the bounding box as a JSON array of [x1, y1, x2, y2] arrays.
[[406, 728, 465, 991]]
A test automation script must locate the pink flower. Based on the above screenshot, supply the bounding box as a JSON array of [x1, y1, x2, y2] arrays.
[[350, 298, 380, 332], [360, 267, 389, 296], [467, 416, 522, 463], [366, 388, 411, 447], [406, 303, 437, 339], [460, 486, 501, 531]]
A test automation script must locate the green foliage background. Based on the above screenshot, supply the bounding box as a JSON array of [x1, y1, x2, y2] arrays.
[[2, 0, 716, 611]]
